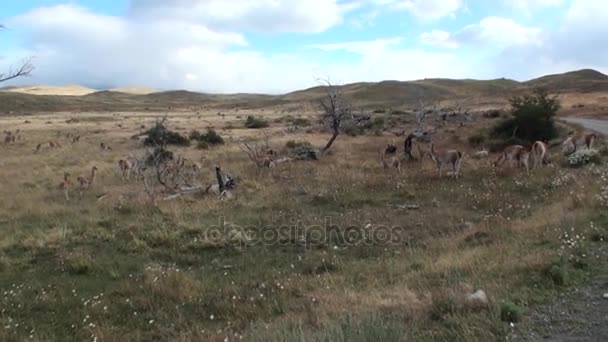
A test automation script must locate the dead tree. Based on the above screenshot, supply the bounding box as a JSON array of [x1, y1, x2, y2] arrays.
[[238, 131, 279, 170], [403, 91, 438, 161], [1, 26, 34, 83], [318, 78, 351, 153]]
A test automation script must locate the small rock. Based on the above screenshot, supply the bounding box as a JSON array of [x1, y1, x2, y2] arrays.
[[603, 293, 608, 299], [465, 289, 489, 309]]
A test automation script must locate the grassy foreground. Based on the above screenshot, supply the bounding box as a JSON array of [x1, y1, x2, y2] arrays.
[[0, 112, 607, 341]]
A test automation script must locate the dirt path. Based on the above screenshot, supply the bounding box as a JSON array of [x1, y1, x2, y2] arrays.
[[509, 246, 608, 341], [561, 117, 608, 135]]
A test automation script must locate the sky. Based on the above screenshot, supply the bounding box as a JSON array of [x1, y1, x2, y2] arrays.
[[0, 0, 607, 94]]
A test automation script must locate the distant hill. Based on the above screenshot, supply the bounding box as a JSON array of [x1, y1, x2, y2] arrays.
[[1, 69, 607, 113]]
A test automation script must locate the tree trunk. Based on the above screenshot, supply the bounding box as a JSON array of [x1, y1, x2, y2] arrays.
[[215, 166, 225, 193], [322, 131, 339, 153]]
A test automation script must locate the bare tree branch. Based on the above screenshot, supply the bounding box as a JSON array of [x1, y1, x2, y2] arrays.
[[0, 56, 34, 84], [317, 78, 350, 153]]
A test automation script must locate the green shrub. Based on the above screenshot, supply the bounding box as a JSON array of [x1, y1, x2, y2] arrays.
[[342, 122, 363, 137], [544, 263, 567, 286], [285, 140, 311, 149], [371, 117, 385, 130], [500, 302, 524, 323], [143, 120, 190, 147], [190, 128, 224, 146], [200, 128, 224, 145], [491, 88, 559, 144], [290, 117, 311, 126], [188, 130, 202, 141], [245, 115, 269, 129], [146, 147, 174, 165], [196, 141, 209, 150], [468, 132, 487, 147]]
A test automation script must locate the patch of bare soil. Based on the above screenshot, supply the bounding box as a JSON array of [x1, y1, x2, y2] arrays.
[[510, 246, 608, 342]]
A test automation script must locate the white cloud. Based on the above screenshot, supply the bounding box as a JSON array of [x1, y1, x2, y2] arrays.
[[420, 17, 542, 48], [310, 37, 403, 53], [3, 4, 473, 93], [128, 0, 353, 33], [420, 30, 459, 48], [503, 0, 566, 13], [379, 0, 465, 20]]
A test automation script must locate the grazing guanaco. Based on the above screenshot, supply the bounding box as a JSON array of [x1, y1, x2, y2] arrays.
[[493, 145, 530, 172], [4, 132, 13, 144], [531, 140, 551, 169], [58, 172, 71, 200], [49, 140, 62, 148], [380, 143, 401, 173], [427, 143, 463, 178], [259, 149, 275, 168], [562, 131, 596, 155], [118, 159, 132, 179]]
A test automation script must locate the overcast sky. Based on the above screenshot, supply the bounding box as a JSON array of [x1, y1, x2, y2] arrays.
[[1, 0, 607, 94]]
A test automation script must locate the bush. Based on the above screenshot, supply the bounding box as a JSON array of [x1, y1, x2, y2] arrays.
[[468, 132, 487, 147], [146, 147, 174, 165], [290, 117, 311, 126], [188, 130, 202, 141], [491, 88, 559, 144], [143, 120, 190, 147], [190, 128, 224, 146], [245, 115, 269, 129], [371, 117, 385, 130], [196, 141, 209, 150], [373, 108, 387, 114], [567, 149, 600, 167], [544, 263, 567, 286], [342, 122, 363, 137], [285, 140, 311, 149], [200, 128, 224, 145], [500, 302, 524, 323]]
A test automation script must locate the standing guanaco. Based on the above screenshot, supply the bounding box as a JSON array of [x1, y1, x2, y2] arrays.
[[58, 172, 71, 200], [562, 131, 596, 155], [531, 140, 550, 169], [380, 143, 401, 173], [77, 166, 98, 190], [118, 159, 133, 179], [427, 143, 463, 178]]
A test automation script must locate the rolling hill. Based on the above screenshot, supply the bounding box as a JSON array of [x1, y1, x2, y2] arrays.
[[1, 69, 607, 113]]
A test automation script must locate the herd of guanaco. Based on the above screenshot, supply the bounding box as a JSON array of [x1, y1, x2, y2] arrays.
[[380, 130, 597, 178], [4, 124, 596, 200]]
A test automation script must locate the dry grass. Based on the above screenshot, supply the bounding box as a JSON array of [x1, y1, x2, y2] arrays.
[[0, 109, 607, 341]]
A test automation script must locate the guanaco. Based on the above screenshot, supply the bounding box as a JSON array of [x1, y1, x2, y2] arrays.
[[493, 145, 530, 172], [531, 140, 551, 169], [380, 143, 401, 173], [427, 143, 463, 178], [562, 131, 596, 155], [118, 159, 132, 179], [58, 172, 71, 200], [77, 166, 98, 190]]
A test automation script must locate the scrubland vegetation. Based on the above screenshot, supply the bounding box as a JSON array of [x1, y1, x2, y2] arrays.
[[0, 86, 606, 342]]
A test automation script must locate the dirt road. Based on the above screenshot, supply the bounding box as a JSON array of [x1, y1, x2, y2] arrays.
[[561, 117, 608, 135]]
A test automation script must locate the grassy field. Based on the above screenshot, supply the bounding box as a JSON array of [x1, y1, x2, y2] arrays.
[[0, 109, 607, 341]]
